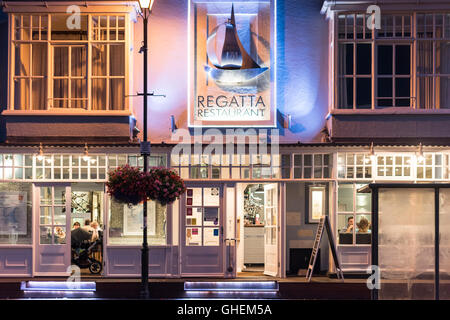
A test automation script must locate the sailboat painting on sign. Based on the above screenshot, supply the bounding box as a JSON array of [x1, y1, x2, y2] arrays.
[[205, 5, 268, 84]]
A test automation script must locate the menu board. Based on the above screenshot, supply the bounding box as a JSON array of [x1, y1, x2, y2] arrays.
[[204, 207, 219, 226], [186, 227, 202, 246], [203, 227, 220, 246], [123, 201, 156, 236], [187, 188, 202, 206], [186, 207, 202, 226], [204, 187, 220, 206]]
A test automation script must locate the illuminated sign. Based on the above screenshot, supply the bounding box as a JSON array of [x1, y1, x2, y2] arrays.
[[188, 1, 275, 127]]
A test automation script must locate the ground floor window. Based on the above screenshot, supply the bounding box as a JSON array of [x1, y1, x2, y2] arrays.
[[108, 199, 167, 245], [0, 182, 32, 244], [337, 182, 372, 245]]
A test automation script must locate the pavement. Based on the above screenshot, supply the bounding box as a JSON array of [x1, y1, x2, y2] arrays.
[[0, 276, 371, 300]]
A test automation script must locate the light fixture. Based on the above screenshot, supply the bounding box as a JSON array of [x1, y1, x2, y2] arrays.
[[417, 142, 424, 163], [37, 143, 44, 161], [369, 142, 376, 162], [83, 143, 91, 161], [254, 184, 264, 194], [139, 0, 155, 11]]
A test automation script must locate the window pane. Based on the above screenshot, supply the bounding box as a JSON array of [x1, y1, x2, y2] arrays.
[[417, 41, 433, 75], [53, 79, 68, 99], [396, 45, 410, 75], [378, 78, 393, 98], [54, 47, 68, 76], [92, 79, 107, 110], [437, 77, 450, 109], [71, 46, 86, 77], [356, 44, 371, 75], [338, 184, 354, 212], [378, 45, 393, 75], [14, 79, 30, 110], [15, 44, 30, 76], [110, 44, 125, 76], [338, 214, 354, 244], [339, 78, 353, 109], [396, 78, 410, 98], [418, 76, 433, 109], [436, 42, 450, 75], [356, 78, 371, 108], [109, 79, 124, 110], [31, 79, 46, 110], [356, 214, 371, 244], [108, 200, 167, 245], [356, 186, 371, 213], [32, 43, 47, 76], [51, 15, 88, 40], [339, 44, 353, 76], [92, 44, 107, 76]]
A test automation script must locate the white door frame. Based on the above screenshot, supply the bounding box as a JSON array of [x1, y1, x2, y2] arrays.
[[33, 183, 71, 277]]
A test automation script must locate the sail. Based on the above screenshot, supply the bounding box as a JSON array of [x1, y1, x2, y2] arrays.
[[206, 4, 262, 70]]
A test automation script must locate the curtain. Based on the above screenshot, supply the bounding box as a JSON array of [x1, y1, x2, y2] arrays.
[[92, 44, 107, 110], [53, 46, 68, 108], [338, 43, 353, 109], [109, 44, 125, 110], [436, 42, 450, 108], [417, 41, 433, 109], [71, 46, 87, 109], [31, 43, 47, 110]]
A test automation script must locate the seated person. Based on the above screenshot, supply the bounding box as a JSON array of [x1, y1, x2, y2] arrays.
[[90, 221, 102, 242], [341, 216, 354, 233], [54, 227, 66, 244], [72, 222, 80, 230], [71, 224, 92, 247], [357, 217, 370, 233], [82, 219, 94, 233]]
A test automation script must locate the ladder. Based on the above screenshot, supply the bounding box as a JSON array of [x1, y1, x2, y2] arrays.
[[306, 216, 344, 282]]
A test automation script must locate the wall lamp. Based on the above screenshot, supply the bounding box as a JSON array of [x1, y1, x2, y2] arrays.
[[83, 143, 91, 161], [37, 143, 44, 161], [417, 142, 424, 163]]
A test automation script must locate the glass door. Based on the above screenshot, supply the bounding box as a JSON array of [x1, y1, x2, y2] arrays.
[[264, 183, 279, 276], [181, 185, 224, 276], [34, 184, 71, 275]]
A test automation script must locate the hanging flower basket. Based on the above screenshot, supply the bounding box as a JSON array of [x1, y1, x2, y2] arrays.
[[106, 165, 147, 206], [107, 165, 186, 206], [146, 167, 187, 205]]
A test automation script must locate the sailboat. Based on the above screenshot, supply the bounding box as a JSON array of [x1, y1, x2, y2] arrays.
[[205, 4, 268, 84]]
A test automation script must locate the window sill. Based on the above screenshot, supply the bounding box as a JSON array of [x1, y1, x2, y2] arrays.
[[2, 110, 132, 117], [330, 108, 450, 116]]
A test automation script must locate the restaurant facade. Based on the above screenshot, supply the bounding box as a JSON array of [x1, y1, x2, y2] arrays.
[[0, 0, 450, 281]]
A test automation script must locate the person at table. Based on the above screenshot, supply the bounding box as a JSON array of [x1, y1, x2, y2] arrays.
[[71, 223, 92, 246], [357, 217, 370, 233], [342, 216, 354, 233]]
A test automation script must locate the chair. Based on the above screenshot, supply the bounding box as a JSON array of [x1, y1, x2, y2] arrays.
[[356, 233, 371, 244], [339, 233, 353, 244]]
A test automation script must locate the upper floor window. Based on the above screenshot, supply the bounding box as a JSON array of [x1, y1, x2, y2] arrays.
[[336, 13, 450, 110], [11, 14, 127, 111]]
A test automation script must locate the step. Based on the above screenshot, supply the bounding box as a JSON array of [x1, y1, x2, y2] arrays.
[[20, 281, 96, 292], [184, 281, 278, 292]]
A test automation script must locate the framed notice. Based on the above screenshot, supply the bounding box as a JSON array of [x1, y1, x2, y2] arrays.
[[188, 0, 276, 127], [123, 201, 156, 236], [0, 192, 27, 235], [306, 185, 326, 224]]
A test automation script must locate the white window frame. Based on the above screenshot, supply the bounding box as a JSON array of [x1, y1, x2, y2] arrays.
[[9, 12, 131, 113], [333, 12, 450, 110]]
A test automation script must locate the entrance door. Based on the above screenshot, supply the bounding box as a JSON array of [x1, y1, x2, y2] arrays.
[[181, 186, 224, 276], [34, 184, 71, 275], [264, 183, 279, 276]]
